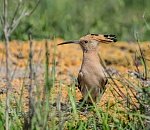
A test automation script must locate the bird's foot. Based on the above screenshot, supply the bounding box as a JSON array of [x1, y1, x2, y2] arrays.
[[77, 98, 94, 113]]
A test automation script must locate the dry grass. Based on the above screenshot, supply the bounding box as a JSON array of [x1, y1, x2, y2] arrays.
[[0, 40, 149, 129], [0, 40, 149, 103]]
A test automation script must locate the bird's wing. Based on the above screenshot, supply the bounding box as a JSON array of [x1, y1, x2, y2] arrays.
[[77, 71, 84, 91], [103, 78, 108, 87], [98, 76, 108, 94]]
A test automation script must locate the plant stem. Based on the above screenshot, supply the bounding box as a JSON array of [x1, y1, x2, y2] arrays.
[[28, 32, 34, 129]]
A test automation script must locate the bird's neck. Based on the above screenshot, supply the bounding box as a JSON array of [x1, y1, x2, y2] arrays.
[[82, 49, 100, 63]]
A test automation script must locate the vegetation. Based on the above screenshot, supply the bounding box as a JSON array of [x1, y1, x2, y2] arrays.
[[0, 0, 150, 129], [0, 0, 150, 40], [0, 40, 149, 129]]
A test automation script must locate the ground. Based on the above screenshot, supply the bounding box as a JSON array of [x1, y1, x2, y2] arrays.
[[0, 39, 150, 112]]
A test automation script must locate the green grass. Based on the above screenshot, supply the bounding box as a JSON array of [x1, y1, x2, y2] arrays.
[[1, 0, 150, 41]]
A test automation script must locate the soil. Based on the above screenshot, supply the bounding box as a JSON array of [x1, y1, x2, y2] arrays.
[[0, 39, 150, 113]]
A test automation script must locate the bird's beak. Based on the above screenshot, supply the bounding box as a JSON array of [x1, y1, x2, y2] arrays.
[[58, 40, 80, 45], [100, 34, 117, 43]]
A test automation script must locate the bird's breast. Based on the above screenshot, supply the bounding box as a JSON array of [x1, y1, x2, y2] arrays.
[[80, 63, 106, 86], [80, 52, 107, 86]]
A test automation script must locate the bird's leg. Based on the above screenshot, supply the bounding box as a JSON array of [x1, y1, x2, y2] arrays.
[[77, 98, 94, 114]]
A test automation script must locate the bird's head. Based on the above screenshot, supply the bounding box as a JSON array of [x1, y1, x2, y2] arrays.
[[58, 34, 117, 52]]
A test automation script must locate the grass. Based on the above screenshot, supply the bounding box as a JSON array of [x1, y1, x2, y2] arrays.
[[0, 40, 149, 130]]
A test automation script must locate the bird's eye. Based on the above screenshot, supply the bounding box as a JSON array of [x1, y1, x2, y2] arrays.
[[84, 40, 88, 43]]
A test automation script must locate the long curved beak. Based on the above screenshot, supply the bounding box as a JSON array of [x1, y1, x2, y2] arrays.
[[58, 40, 80, 45]]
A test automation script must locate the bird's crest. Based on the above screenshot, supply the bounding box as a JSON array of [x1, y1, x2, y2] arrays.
[[80, 34, 117, 43]]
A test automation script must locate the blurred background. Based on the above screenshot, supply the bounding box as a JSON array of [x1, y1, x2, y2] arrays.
[[0, 0, 150, 41]]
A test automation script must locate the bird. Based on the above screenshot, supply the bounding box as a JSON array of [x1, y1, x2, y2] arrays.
[[58, 34, 117, 103]]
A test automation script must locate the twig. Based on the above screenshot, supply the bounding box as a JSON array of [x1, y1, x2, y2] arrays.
[[28, 31, 34, 129], [43, 40, 50, 101], [0, 0, 40, 130], [8, 0, 22, 32], [10, 65, 18, 82], [0, 0, 41, 129], [98, 53, 126, 99], [0, 16, 4, 26], [26, 0, 41, 16], [135, 33, 147, 80], [9, 8, 27, 35], [134, 52, 140, 74], [9, 0, 41, 35], [3, 0, 11, 130]]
